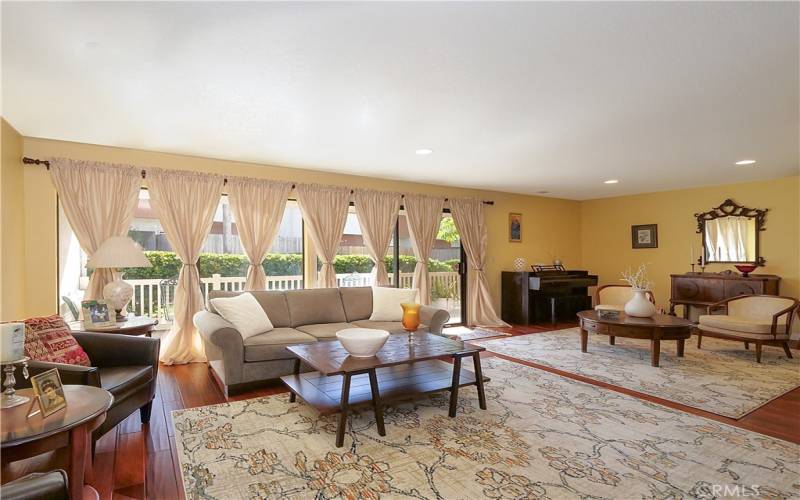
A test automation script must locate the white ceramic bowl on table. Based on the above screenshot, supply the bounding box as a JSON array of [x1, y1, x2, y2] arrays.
[[335, 328, 390, 357]]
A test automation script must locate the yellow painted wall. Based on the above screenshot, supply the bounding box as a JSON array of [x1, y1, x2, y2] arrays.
[[21, 137, 583, 317], [0, 119, 27, 321], [581, 176, 800, 313]]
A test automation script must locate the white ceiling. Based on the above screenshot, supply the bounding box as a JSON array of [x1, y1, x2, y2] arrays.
[[2, 2, 798, 200]]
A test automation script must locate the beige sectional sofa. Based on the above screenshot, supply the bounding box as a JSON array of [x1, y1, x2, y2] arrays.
[[193, 286, 450, 395]]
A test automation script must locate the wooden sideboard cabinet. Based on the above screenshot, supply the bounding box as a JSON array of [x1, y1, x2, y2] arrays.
[[669, 272, 780, 318]]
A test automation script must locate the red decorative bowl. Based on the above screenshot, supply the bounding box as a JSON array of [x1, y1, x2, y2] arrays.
[[734, 264, 758, 277]]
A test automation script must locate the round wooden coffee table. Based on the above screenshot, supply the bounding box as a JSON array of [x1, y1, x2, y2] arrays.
[[576, 310, 693, 367], [69, 315, 157, 337], [1, 385, 113, 500]]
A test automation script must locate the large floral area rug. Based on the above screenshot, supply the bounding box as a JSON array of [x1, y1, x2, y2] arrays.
[[473, 328, 800, 419], [172, 358, 799, 499]]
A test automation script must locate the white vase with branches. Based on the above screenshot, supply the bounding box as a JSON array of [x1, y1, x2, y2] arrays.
[[620, 264, 657, 318]]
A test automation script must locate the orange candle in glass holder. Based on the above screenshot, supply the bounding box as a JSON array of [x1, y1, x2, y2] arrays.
[[401, 302, 421, 335]]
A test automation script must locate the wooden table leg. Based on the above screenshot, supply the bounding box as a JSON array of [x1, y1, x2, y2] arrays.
[[472, 352, 487, 410], [289, 358, 301, 403], [69, 425, 89, 500], [336, 373, 352, 447], [449, 355, 462, 418], [609, 336, 615, 345], [368, 369, 386, 437], [677, 338, 686, 357], [580, 328, 588, 353], [651, 339, 661, 367]]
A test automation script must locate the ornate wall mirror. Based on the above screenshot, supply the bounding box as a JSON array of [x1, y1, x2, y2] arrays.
[[695, 199, 767, 265]]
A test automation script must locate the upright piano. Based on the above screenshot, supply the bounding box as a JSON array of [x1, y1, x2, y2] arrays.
[[502, 267, 598, 325]]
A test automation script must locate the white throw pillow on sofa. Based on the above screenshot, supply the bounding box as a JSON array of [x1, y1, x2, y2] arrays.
[[209, 293, 273, 340], [369, 286, 419, 322]]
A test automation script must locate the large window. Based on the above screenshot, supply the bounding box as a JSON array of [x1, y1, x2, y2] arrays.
[[394, 211, 464, 324], [58, 191, 303, 324], [325, 206, 396, 287]]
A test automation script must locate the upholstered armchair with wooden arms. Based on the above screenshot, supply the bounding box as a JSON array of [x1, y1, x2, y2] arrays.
[[697, 294, 798, 363], [594, 284, 656, 311]]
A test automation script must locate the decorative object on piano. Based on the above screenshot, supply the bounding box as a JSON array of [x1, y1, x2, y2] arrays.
[[1, 357, 29, 409], [695, 199, 767, 265], [30, 368, 67, 417], [501, 269, 597, 325], [401, 302, 421, 344], [1, 322, 25, 363], [81, 300, 115, 330], [595, 305, 621, 321], [734, 264, 758, 277], [513, 257, 528, 272], [620, 264, 657, 318], [508, 213, 522, 242], [631, 224, 658, 249]]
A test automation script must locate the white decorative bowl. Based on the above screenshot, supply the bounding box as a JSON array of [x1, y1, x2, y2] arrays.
[[335, 328, 390, 357]]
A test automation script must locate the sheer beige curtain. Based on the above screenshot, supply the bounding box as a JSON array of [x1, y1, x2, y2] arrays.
[[353, 189, 400, 286], [403, 194, 444, 305], [296, 184, 350, 288], [147, 169, 224, 364], [450, 198, 508, 327], [226, 178, 292, 290], [49, 158, 141, 300]]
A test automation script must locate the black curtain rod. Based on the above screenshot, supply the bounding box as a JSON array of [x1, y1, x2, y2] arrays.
[[22, 156, 494, 205]]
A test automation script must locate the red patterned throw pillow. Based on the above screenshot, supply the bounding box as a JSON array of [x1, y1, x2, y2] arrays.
[[23, 315, 91, 367]]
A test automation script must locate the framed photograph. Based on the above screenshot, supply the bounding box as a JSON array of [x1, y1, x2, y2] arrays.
[[509, 213, 522, 242], [631, 224, 658, 249], [81, 300, 115, 329], [30, 368, 67, 417]]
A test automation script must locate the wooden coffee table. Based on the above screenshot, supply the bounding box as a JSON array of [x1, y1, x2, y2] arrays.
[[282, 332, 488, 447], [577, 310, 693, 367]]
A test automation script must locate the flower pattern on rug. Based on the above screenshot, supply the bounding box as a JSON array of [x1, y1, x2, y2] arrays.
[[172, 358, 800, 499], [473, 328, 800, 418]]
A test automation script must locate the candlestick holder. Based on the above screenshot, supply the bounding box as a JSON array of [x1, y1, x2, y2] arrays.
[[690, 263, 696, 273], [1, 357, 30, 409]]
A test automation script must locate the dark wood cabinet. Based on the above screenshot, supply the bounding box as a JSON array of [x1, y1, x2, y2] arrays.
[[669, 272, 780, 318]]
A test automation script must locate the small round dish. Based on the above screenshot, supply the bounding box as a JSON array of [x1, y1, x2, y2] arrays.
[[335, 328, 390, 357]]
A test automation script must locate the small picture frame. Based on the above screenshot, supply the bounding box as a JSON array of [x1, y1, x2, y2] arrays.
[[509, 213, 522, 242], [631, 224, 658, 249], [30, 368, 67, 417], [81, 300, 115, 329]]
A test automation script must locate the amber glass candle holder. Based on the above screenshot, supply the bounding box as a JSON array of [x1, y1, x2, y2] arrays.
[[401, 303, 421, 344]]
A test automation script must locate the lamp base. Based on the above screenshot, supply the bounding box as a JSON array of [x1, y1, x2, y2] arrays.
[[114, 310, 128, 322], [103, 276, 133, 323]]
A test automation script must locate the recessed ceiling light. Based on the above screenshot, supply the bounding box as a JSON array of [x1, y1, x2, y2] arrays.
[[537, 190, 550, 194], [415, 148, 433, 156], [735, 160, 756, 165], [604, 179, 619, 184]]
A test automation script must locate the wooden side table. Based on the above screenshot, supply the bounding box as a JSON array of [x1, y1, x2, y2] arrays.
[[69, 315, 158, 337], [1, 385, 113, 500]]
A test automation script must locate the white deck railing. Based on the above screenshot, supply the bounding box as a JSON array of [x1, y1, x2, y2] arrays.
[[126, 271, 460, 323]]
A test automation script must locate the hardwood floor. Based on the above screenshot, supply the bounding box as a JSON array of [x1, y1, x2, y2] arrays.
[[7, 323, 798, 499]]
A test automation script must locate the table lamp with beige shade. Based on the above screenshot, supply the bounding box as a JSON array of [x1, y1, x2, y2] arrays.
[[87, 236, 152, 322]]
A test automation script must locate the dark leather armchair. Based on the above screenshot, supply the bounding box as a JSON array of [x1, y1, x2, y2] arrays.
[[0, 470, 68, 500], [21, 331, 160, 443]]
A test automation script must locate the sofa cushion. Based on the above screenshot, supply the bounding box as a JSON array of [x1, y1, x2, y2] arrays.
[[208, 290, 291, 328], [340, 287, 373, 322], [369, 287, 418, 321], [286, 289, 347, 327], [698, 315, 778, 334], [296, 322, 357, 339], [98, 365, 153, 400], [243, 328, 317, 362], [209, 293, 274, 339], [24, 315, 91, 367]]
